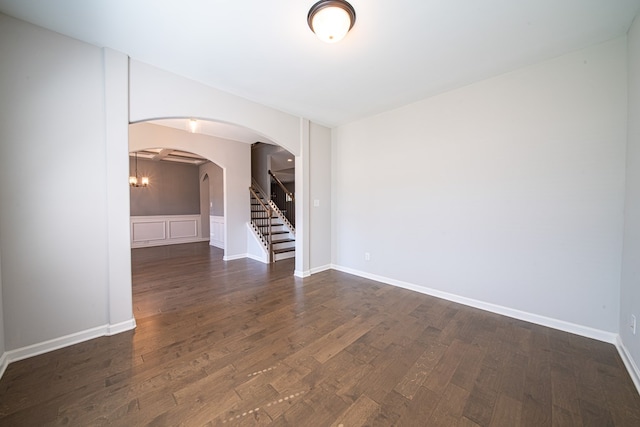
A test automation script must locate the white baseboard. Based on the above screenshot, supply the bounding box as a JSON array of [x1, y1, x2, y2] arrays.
[[131, 237, 209, 249], [224, 253, 248, 261], [616, 336, 640, 395], [294, 270, 311, 278], [0, 319, 136, 380], [246, 253, 268, 264], [329, 264, 617, 344], [107, 318, 137, 335], [0, 351, 8, 380], [210, 240, 224, 249], [310, 264, 332, 275]]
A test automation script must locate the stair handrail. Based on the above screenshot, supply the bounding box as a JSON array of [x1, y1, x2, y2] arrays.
[[268, 170, 294, 201], [249, 186, 272, 262], [268, 200, 295, 235]]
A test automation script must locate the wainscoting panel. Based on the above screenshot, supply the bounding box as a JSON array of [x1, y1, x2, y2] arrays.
[[131, 215, 207, 248], [210, 216, 224, 249], [131, 221, 165, 243], [169, 219, 198, 239]]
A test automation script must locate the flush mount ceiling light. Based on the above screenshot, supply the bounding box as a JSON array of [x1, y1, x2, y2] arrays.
[[307, 0, 356, 43]]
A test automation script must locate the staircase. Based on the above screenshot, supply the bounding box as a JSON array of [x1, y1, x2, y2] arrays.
[[249, 181, 295, 262]]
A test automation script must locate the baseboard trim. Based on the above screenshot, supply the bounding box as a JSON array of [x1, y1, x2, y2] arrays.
[[223, 253, 248, 261], [131, 237, 209, 249], [0, 319, 137, 380], [246, 253, 268, 264], [209, 240, 224, 249], [616, 336, 640, 395], [0, 351, 8, 380], [310, 264, 332, 275], [294, 270, 311, 278], [329, 264, 617, 344], [107, 318, 137, 335]]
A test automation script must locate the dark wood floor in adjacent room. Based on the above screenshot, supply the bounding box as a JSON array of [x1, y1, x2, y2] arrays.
[[0, 242, 639, 426]]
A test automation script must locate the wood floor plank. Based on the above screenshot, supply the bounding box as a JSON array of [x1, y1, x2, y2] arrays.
[[331, 394, 380, 427], [490, 393, 523, 426], [394, 340, 448, 400], [422, 338, 467, 394], [462, 362, 501, 426], [0, 242, 638, 426], [426, 382, 470, 425]]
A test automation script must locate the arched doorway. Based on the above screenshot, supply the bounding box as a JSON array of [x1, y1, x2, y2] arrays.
[[129, 119, 279, 262]]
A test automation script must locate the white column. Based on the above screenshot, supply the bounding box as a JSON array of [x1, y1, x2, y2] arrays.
[[295, 118, 311, 277], [103, 48, 136, 334]]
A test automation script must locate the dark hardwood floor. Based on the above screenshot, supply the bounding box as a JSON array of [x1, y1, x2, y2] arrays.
[[0, 242, 639, 426]]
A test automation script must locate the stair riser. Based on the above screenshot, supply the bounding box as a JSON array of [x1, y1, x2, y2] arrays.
[[256, 225, 287, 233], [272, 241, 295, 251], [274, 251, 295, 261]]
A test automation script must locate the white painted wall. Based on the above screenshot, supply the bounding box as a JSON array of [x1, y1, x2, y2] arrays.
[[129, 60, 301, 156], [129, 123, 251, 259], [333, 38, 627, 334], [310, 122, 332, 271], [621, 16, 640, 383], [0, 14, 112, 349]]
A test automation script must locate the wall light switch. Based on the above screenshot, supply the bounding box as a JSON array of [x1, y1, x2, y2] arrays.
[[632, 315, 637, 335], [314, 199, 320, 207], [365, 252, 371, 261]]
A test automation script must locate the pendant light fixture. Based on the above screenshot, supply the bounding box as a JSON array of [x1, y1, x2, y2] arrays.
[[129, 152, 149, 187], [307, 0, 356, 43]]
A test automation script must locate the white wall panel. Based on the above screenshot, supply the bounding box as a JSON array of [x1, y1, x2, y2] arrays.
[[169, 219, 198, 239], [210, 216, 225, 249], [131, 215, 206, 248]]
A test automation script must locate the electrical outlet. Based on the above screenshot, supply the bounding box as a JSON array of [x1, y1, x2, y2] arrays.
[[364, 252, 371, 261], [631, 315, 637, 335]]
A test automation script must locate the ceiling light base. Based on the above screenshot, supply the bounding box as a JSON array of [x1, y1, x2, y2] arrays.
[[307, 0, 356, 43]]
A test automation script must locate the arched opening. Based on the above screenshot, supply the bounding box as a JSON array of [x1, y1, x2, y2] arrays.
[[128, 118, 295, 264]]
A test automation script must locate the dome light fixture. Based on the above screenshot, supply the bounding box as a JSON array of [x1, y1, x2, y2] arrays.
[[307, 0, 356, 43]]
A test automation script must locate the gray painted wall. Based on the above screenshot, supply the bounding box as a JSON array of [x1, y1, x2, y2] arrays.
[[129, 157, 200, 216], [333, 38, 627, 334], [0, 13, 111, 350], [200, 161, 224, 216], [251, 142, 274, 197]]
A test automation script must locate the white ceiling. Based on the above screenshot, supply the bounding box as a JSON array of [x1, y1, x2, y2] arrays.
[[1, 0, 639, 128]]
